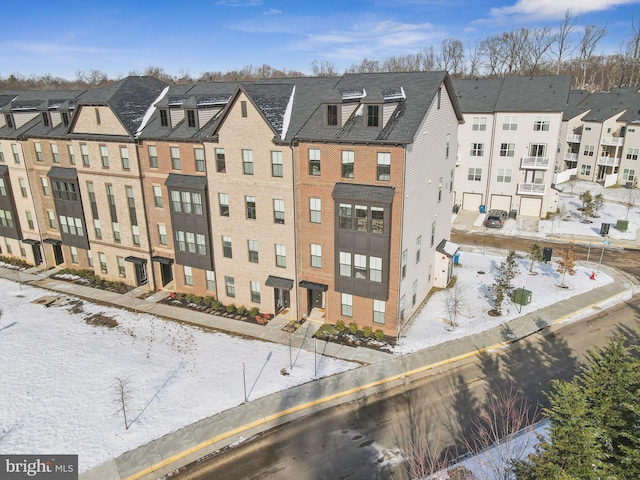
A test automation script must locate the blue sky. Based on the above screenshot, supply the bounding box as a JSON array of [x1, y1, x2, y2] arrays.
[[2, 0, 640, 79]]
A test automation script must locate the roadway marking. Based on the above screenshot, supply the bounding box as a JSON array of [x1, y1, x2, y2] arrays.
[[125, 339, 512, 480]]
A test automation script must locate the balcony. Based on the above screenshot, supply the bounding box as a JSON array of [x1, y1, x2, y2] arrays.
[[566, 134, 582, 143], [520, 156, 550, 169], [601, 137, 624, 146], [563, 152, 579, 162], [517, 183, 546, 195], [597, 156, 620, 167]]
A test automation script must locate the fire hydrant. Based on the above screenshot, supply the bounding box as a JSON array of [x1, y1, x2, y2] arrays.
[[590, 271, 596, 280]]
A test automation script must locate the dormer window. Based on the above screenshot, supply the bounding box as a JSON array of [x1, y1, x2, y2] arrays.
[[95, 107, 101, 125], [186, 110, 196, 128], [367, 105, 379, 127], [159, 109, 168, 127], [42, 112, 50, 127], [5, 114, 13, 129], [62, 112, 69, 127], [327, 105, 338, 126]]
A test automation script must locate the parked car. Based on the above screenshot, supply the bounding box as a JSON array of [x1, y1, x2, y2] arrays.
[[484, 209, 508, 228]]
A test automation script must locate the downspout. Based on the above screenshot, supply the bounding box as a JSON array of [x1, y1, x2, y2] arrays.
[[485, 114, 498, 210], [134, 140, 157, 291], [396, 145, 407, 340], [289, 140, 300, 321]]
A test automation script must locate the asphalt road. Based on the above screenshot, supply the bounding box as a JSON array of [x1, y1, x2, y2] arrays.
[[170, 295, 640, 480]]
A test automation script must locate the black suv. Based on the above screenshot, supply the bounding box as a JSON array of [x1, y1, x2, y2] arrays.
[[484, 209, 508, 228]]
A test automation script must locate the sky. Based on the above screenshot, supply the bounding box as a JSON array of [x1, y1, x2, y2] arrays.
[[1, 0, 640, 80]]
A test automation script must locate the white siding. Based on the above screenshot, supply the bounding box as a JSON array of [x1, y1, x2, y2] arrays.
[[50, 112, 62, 126], [341, 103, 358, 126], [383, 102, 398, 128], [198, 107, 221, 126], [13, 112, 38, 129], [170, 108, 185, 127]]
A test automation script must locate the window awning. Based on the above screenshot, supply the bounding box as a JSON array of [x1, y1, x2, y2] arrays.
[[125, 256, 147, 265], [165, 173, 207, 189], [151, 255, 174, 265], [22, 239, 40, 245], [265, 275, 293, 289], [299, 280, 328, 292], [42, 238, 62, 245]]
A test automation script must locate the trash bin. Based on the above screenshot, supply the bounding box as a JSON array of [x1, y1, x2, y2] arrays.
[[617, 219, 629, 231], [509, 209, 517, 219], [511, 288, 532, 305], [543, 247, 552, 262], [479, 205, 486, 213], [454, 252, 460, 265], [600, 223, 610, 236], [452, 204, 460, 213]]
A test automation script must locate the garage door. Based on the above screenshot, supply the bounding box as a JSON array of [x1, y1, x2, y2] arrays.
[[519, 197, 543, 217], [462, 193, 483, 211], [490, 194, 512, 212]]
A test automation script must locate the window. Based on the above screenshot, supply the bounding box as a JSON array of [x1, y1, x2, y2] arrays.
[[446, 133, 450, 158], [371, 207, 384, 234], [500, 143, 515, 157], [51, 144, 59, 163], [373, 299, 385, 324], [187, 110, 196, 128], [206, 270, 216, 291], [367, 105, 379, 127], [437, 87, 441, 109], [34, 142, 43, 161], [153, 185, 163, 207], [0, 179, 6, 196], [160, 110, 168, 127], [148, 145, 158, 168], [530, 143, 546, 157], [250, 281, 261, 303], [225, 276, 235, 297], [4, 114, 13, 129], [219, 193, 229, 216], [241, 101, 248, 117], [100, 145, 109, 168], [275, 244, 286, 267], [171, 147, 181, 170], [627, 148, 639, 160], [416, 236, 422, 263], [248, 239, 259, 263], [47, 211, 56, 229], [52, 180, 78, 201], [438, 177, 443, 202], [623, 169, 636, 181], [354, 254, 367, 279], [377, 152, 390, 181], [71, 247, 78, 264], [215, 148, 226, 172], [271, 151, 283, 177], [431, 222, 436, 247], [327, 105, 338, 126], [184, 266, 193, 286], [87, 250, 93, 267], [341, 293, 353, 317], [311, 243, 321, 268], [533, 116, 550, 131], [412, 280, 418, 306], [194, 148, 205, 172], [502, 116, 518, 130], [309, 148, 321, 176], [0, 145, 4, 162], [339, 251, 351, 276], [273, 199, 285, 224], [132, 225, 140, 246], [242, 149, 253, 175], [470, 143, 484, 156], [472, 116, 487, 131], [370, 256, 383, 282], [62, 112, 69, 127], [0, 210, 13, 228], [94, 219, 102, 239], [193, 192, 203, 215], [26, 211, 34, 229], [120, 146, 130, 170], [222, 236, 232, 258], [12, 144, 20, 163], [118, 257, 126, 276], [81, 144, 89, 166], [68, 145, 75, 165], [158, 224, 167, 244], [42, 112, 50, 127], [342, 150, 354, 178], [186, 232, 196, 253], [99, 253, 107, 272], [41, 177, 50, 196], [497, 168, 512, 183], [583, 145, 595, 156], [125, 186, 135, 209], [468, 168, 482, 182], [95, 107, 101, 125], [339, 204, 352, 230], [245, 195, 256, 220], [175, 230, 185, 251], [355, 205, 367, 232], [112, 222, 120, 243], [106, 184, 115, 206], [310, 198, 321, 223], [19, 178, 27, 197]]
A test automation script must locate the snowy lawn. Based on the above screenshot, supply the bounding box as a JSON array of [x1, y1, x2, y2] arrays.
[[0, 279, 356, 472], [394, 251, 613, 354]]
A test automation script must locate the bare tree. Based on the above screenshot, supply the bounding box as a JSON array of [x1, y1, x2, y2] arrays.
[[113, 377, 134, 430], [445, 278, 466, 329], [556, 245, 578, 287], [403, 428, 451, 479], [625, 189, 637, 220], [553, 10, 579, 75], [310, 60, 338, 77], [628, 10, 640, 86], [467, 42, 483, 77], [578, 24, 607, 88], [441, 38, 465, 76], [526, 27, 555, 74]]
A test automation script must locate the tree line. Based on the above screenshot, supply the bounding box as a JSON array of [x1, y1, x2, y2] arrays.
[[2, 10, 640, 92]]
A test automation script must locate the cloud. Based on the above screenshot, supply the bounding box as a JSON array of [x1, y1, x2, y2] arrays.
[[215, 0, 262, 6], [263, 8, 282, 15], [488, 0, 640, 21]]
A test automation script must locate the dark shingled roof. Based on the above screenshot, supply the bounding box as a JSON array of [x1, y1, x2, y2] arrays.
[[241, 83, 294, 137], [453, 78, 505, 113], [0, 165, 8, 176], [164, 173, 207, 189], [332, 182, 395, 203], [265, 275, 294, 289], [47, 166, 78, 180]]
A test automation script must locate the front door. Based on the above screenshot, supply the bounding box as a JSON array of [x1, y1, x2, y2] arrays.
[[308, 289, 323, 314], [31, 244, 42, 266], [160, 263, 173, 287], [274, 288, 290, 314], [53, 244, 63, 265], [134, 262, 148, 286]]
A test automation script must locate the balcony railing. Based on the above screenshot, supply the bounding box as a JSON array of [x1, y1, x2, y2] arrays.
[[521, 156, 550, 169], [566, 134, 582, 143], [563, 152, 579, 162], [597, 156, 620, 167], [601, 137, 624, 146], [517, 183, 546, 195]]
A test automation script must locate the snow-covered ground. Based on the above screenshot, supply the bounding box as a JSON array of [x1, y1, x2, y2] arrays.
[[0, 279, 355, 472], [394, 251, 613, 354]]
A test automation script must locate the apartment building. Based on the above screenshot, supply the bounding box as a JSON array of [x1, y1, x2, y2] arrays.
[[453, 76, 571, 217]]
